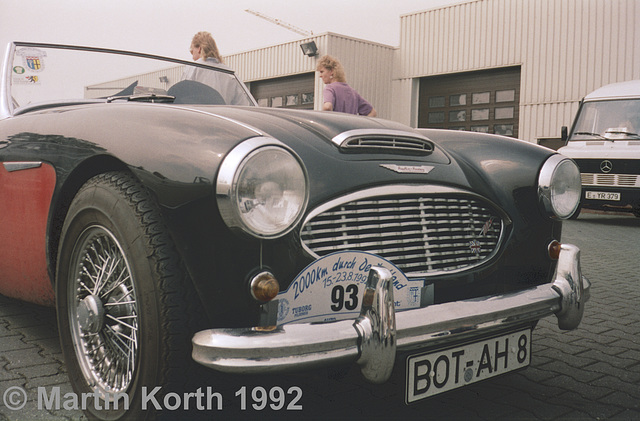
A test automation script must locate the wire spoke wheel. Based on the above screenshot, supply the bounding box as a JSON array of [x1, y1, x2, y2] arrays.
[[69, 225, 139, 397], [56, 172, 202, 420]]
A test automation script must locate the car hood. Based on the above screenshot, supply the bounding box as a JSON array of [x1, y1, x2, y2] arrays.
[[3, 102, 552, 221], [185, 105, 428, 149], [192, 105, 551, 195], [189, 106, 463, 198], [174, 106, 553, 220]]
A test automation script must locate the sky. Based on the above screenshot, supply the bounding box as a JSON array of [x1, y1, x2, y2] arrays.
[[1, 0, 463, 60]]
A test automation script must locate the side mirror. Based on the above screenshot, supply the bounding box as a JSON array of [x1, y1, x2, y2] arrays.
[[561, 126, 568, 141]]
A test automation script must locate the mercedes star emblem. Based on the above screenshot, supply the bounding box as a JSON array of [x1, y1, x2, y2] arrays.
[[600, 160, 613, 173]]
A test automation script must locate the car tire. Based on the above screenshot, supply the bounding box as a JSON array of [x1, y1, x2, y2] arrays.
[[56, 172, 202, 420]]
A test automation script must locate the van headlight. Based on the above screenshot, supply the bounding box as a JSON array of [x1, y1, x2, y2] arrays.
[[217, 137, 309, 238], [538, 154, 581, 219]]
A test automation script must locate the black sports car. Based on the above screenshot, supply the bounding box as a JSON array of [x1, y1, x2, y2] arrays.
[[0, 42, 589, 420]]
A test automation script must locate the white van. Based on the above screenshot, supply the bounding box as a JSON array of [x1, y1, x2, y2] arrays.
[[558, 80, 640, 217]]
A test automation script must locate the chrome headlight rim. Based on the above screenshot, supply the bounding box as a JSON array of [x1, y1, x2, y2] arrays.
[[538, 154, 582, 220], [217, 137, 309, 239]]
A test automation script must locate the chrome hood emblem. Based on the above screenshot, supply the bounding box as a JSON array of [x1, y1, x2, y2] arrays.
[[600, 160, 613, 173], [380, 164, 434, 174]]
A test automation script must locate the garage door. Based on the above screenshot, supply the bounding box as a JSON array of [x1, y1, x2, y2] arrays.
[[250, 73, 315, 110], [418, 67, 521, 138]]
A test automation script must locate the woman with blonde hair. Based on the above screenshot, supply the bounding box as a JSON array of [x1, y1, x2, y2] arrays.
[[189, 31, 223, 63], [181, 31, 250, 105], [316, 55, 377, 117]]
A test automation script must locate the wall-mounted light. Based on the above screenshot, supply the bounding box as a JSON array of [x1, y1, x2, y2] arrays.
[[300, 41, 318, 57]]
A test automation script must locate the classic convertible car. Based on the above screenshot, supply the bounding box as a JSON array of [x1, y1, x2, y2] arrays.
[[0, 42, 589, 419]]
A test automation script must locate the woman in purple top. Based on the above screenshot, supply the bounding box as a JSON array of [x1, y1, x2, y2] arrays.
[[317, 55, 377, 117]]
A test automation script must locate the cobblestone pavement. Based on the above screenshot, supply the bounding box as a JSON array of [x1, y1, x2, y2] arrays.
[[1, 212, 639, 420]]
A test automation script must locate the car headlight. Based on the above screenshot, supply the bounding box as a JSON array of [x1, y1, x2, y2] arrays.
[[217, 137, 309, 239], [538, 154, 581, 219]]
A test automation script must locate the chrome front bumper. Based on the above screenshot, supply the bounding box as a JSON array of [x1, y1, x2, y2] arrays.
[[192, 244, 590, 384]]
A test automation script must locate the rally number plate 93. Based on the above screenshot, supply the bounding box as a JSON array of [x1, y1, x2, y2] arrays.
[[276, 251, 425, 325], [406, 329, 531, 403]]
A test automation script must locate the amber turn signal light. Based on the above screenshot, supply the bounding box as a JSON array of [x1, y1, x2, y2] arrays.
[[548, 240, 562, 260], [249, 271, 280, 302]]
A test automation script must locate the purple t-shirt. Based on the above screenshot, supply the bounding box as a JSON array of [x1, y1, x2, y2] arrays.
[[323, 82, 373, 116]]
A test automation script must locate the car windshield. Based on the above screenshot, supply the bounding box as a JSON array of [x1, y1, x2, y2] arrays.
[[6, 43, 254, 113], [570, 99, 640, 140]]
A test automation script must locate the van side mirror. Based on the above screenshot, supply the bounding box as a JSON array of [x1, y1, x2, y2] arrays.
[[561, 126, 568, 141]]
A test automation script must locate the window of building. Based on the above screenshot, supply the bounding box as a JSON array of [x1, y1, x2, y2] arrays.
[[472, 109, 490, 121], [302, 93, 314, 104], [470, 125, 490, 133], [496, 89, 515, 102], [250, 73, 315, 110], [286, 95, 299, 106], [428, 112, 445, 124], [429, 96, 446, 108], [495, 124, 514, 136], [450, 94, 466, 106], [495, 107, 514, 119], [472, 92, 490, 104], [450, 110, 466, 122], [418, 67, 521, 138]]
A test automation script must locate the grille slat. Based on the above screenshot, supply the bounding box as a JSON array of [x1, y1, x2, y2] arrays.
[[301, 195, 504, 276], [304, 227, 499, 247], [343, 135, 434, 154], [581, 172, 640, 187]]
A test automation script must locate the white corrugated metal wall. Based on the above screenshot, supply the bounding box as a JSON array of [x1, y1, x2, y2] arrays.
[[323, 34, 395, 118], [225, 35, 327, 111], [394, 0, 640, 142], [225, 33, 395, 117]]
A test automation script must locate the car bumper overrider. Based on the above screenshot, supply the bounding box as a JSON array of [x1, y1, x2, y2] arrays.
[[192, 243, 590, 383]]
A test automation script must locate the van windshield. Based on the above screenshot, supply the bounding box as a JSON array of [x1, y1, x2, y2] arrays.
[[570, 99, 640, 140]]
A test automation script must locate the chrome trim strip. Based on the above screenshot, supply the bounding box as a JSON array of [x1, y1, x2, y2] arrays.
[[3, 161, 42, 172], [299, 184, 511, 277], [1, 42, 16, 119], [192, 244, 589, 380], [331, 129, 432, 147], [380, 164, 434, 174]]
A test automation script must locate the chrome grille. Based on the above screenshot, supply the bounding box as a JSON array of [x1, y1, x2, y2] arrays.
[[301, 194, 504, 276], [581, 173, 640, 187], [332, 129, 434, 154], [342, 135, 434, 153]]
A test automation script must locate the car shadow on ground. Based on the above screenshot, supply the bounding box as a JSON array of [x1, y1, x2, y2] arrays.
[[575, 210, 639, 227]]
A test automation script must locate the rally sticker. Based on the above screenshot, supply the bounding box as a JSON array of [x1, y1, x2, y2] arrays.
[[16, 47, 47, 72], [12, 75, 41, 85], [277, 251, 424, 325]]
